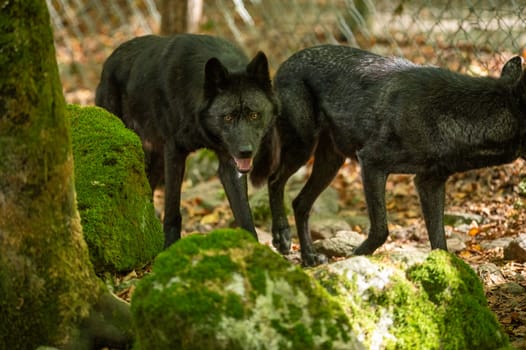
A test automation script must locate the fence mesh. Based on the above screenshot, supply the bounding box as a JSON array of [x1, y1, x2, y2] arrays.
[[47, 0, 526, 104]]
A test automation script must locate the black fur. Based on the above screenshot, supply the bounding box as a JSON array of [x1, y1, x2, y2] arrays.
[[251, 45, 525, 266], [96, 34, 278, 247]]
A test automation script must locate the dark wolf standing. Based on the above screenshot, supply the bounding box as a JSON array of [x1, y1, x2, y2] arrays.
[[250, 45, 525, 266], [96, 34, 278, 247]]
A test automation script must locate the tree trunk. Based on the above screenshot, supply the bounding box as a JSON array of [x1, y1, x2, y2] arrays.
[[160, 0, 203, 34], [160, 0, 188, 34], [188, 0, 204, 33], [0, 1, 132, 349]]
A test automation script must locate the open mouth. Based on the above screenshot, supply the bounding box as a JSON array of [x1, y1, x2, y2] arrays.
[[233, 157, 253, 173]]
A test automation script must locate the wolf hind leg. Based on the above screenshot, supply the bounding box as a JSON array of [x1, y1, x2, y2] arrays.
[[414, 174, 448, 250], [292, 132, 345, 266], [163, 142, 188, 248], [353, 157, 389, 255]]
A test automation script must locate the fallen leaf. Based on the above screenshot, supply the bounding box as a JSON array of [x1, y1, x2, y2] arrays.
[[459, 250, 472, 259], [468, 227, 481, 236], [201, 211, 220, 225]]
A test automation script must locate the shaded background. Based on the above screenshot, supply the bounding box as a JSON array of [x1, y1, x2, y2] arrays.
[[46, 0, 526, 104]]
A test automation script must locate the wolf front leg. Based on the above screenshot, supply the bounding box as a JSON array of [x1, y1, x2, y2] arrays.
[[163, 142, 188, 248], [353, 159, 389, 255], [414, 174, 448, 250], [268, 171, 295, 254], [218, 158, 258, 239]]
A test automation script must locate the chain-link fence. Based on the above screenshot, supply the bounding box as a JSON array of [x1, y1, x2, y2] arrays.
[[47, 0, 526, 104]]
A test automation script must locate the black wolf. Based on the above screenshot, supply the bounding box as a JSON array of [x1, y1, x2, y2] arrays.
[[251, 45, 525, 266], [96, 34, 278, 247]]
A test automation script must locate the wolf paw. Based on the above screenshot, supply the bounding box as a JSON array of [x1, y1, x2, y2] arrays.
[[272, 228, 292, 254], [302, 252, 328, 267]]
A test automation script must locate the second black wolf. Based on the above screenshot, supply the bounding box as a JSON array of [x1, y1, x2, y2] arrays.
[[251, 45, 525, 266], [96, 34, 278, 247]]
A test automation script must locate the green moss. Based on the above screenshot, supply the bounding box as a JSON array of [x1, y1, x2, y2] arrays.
[[375, 273, 440, 349], [407, 250, 510, 350], [68, 104, 164, 272], [132, 229, 361, 349]]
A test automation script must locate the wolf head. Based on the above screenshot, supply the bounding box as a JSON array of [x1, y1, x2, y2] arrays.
[[200, 51, 278, 173]]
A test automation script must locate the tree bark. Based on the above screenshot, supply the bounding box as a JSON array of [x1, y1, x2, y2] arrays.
[[160, 0, 203, 34], [160, 0, 189, 34], [0, 1, 132, 349]]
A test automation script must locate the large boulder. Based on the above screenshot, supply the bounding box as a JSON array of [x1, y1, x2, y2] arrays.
[[311, 250, 510, 350], [68, 105, 163, 272], [131, 229, 363, 350], [130, 227, 509, 350]]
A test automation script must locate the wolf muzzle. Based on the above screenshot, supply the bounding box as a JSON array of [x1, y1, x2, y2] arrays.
[[234, 144, 254, 173]]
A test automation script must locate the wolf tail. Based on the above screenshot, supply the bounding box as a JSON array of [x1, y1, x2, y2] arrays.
[[250, 126, 281, 188]]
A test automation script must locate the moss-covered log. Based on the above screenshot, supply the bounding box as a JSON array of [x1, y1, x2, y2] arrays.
[[0, 1, 132, 349]]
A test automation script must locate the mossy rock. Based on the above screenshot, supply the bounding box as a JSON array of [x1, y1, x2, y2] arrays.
[[68, 104, 163, 272], [131, 229, 363, 350], [311, 250, 511, 350]]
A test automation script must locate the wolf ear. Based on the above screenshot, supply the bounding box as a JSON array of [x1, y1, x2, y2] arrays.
[[205, 57, 229, 96], [247, 51, 271, 90], [501, 56, 523, 81]]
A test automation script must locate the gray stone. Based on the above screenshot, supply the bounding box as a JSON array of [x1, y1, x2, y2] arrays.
[[310, 217, 352, 240], [313, 230, 365, 258], [504, 233, 526, 262], [386, 246, 430, 267], [477, 263, 506, 286], [446, 233, 467, 253], [480, 237, 514, 250], [312, 186, 341, 216], [444, 211, 486, 227], [499, 282, 525, 295]]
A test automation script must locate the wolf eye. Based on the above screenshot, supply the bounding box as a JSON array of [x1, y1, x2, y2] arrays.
[[249, 112, 260, 120], [224, 114, 234, 122]]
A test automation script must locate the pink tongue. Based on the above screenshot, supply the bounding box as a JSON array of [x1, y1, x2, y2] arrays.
[[234, 158, 253, 172]]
